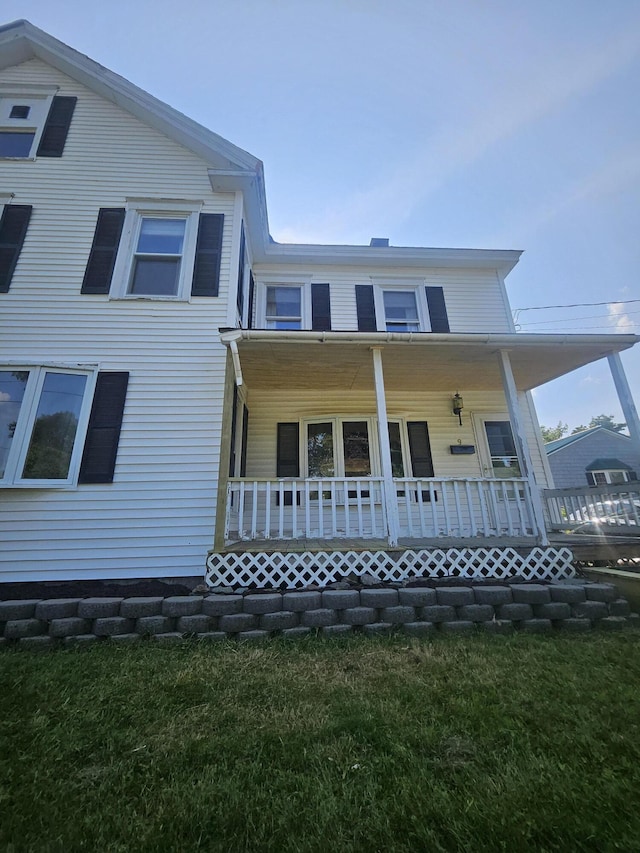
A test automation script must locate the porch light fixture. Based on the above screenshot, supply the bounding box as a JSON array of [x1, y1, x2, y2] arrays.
[[452, 392, 464, 426]]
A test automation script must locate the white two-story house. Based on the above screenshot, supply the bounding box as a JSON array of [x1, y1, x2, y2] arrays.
[[1, 20, 639, 588]]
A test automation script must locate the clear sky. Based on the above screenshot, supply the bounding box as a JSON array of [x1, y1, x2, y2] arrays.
[[4, 0, 640, 432]]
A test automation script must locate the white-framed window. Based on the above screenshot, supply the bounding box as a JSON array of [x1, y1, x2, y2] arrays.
[[110, 199, 202, 300], [256, 277, 311, 329], [0, 87, 56, 159], [372, 279, 430, 332], [303, 417, 410, 478], [590, 469, 633, 486], [0, 366, 97, 487]]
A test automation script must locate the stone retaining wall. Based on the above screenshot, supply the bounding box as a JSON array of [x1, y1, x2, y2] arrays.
[[1, 581, 638, 648]]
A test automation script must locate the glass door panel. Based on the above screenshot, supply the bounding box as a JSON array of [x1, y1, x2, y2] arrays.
[[342, 421, 371, 477], [307, 422, 334, 477], [483, 420, 521, 478]]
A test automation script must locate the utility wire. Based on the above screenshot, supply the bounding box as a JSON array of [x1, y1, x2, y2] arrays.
[[514, 298, 640, 312], [518, 309, 640, 328]]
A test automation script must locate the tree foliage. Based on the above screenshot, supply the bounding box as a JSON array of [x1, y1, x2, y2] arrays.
[[541, 414, 627, 442], [540, 421, 568, 443]]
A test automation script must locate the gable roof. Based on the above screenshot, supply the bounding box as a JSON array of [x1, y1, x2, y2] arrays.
[[545, 426, 630, 455], [585, 458, 633, 471], [0, 19, 526, 271], [0, 19, 273, 251]]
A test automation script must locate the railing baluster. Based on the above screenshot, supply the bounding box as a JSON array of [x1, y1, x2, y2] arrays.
[[512, 479, 526, 535], [464, 481, 477, 536], [318, 479, 324, 538], [224, 481, 233, 541], [477, 480, 490, 535], [344, 480, 351, 537], [291, 480, 298, 538], [452, 481, 463, 536], [416, 480, 427, 538], [305, 480, 311, 537], [251, 481, 259, 538], [500, 481, 514, 536], [441, 481, 451, 535], [238, 481, 246, 540], [430, 480, 439, 536], [355, 480, 364, 537], [404, 481, 413, 538], [487, 481, 501, 535], [278, 482, 285, 539], [330, 481, 338, 538], [264, 481, 271, 539], [368, 480, 377, 536]]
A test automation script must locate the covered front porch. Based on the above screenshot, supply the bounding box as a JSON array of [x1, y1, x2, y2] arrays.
[[209, 329, 639, 587]]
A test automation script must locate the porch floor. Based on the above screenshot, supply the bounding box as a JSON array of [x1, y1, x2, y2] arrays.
[[222, 536, 538, 553]]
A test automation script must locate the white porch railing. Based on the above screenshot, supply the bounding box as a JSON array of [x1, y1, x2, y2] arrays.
[[543, 483, 640, 534], [393, 477, 536, 538], [225, 476, 538, 543]]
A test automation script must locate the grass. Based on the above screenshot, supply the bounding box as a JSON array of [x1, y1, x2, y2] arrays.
[[2, 631, 640, 852]]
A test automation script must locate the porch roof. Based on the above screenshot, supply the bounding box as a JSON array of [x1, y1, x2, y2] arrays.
[[220, 330, 639, 392]]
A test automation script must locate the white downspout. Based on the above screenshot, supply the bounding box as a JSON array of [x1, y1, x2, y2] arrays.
[[497, 349, 549, 545], [371, 347, 400, 547]]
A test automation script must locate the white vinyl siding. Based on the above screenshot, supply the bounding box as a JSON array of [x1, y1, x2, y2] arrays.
[[0, 59, 235, 580], [252, 264, 513, 333]]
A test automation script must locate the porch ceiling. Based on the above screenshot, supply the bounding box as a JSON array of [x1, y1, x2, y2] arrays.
[[225, 331, 638, 393]]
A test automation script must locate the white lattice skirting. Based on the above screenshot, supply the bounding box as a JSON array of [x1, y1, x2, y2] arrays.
[[206, 547, 576, 590]]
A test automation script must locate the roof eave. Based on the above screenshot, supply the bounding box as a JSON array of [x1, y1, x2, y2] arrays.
[[255, 243, 522, 273]]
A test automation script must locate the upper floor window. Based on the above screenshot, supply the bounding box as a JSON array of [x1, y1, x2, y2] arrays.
[[81, 205, 224, 299], [0, 89, 75, 160], [130, 217, 187, 296], [109, 201, 202, 300], [266, 285, 303, 329], [382, 290, 421, 332], [256, 280, 332, 331], [372, 280, 430, 332]]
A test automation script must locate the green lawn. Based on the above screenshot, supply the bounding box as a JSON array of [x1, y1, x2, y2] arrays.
[[2, 632, 640, 852]]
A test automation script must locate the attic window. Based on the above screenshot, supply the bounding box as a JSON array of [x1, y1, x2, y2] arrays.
[[0, 91, 50, 158], [0, 89, 75, 159], [9, 105, 30, 119], [0, 131, 35, 158]]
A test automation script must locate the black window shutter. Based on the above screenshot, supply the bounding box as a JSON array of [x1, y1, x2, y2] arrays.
[[311, 282, 332, 331], [79, 372, 129, 484], [425, 286, 450, 332], [0, 204, 32, 293], [356, 284, 377, 331], [586, 472, 596, 486], [276, 422, 300, 505], [240, 404, 249, 477], [191, 213, 224, 296], [247, 271, 255, 328], [81, 208, 125, 294], [37, 96, 77, 157], [277, 423, 300, 477], [236, 223, 246, 315], [407, 421, 434, 477], [229, 385, 239, 477]]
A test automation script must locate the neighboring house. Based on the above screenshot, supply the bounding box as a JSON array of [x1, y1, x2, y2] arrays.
[[545, 427, 640, 489], [1, 21, 639, 587]]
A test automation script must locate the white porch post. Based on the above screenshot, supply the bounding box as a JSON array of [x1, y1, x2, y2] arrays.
[[497, 349, 549, 545], [607, 352, 640, 450], [371, 347, 400, 546]]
